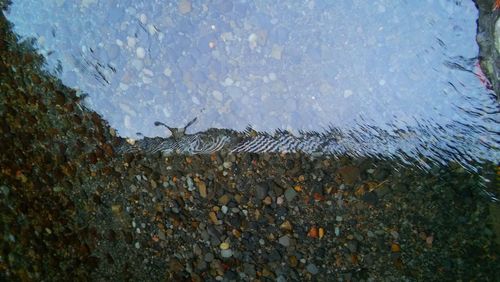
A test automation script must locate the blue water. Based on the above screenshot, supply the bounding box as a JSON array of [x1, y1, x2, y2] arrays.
[[4, 0, 499, 171]]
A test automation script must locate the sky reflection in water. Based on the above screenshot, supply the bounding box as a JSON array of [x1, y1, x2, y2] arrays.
[[5, 0, 499, 168]]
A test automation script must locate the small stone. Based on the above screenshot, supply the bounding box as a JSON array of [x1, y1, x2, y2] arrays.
[[278, 235, 290, 247], [220, 242, 230, 250], [306, 263, 319, 275], [263, 196, 272, 205], [136, 47, 146, 59], [209, 211, 218, 224], [221, 249, 233, 258], [139, 13, 147, 24], [276, 196, 284, 205], [335, 227, 340, 236], [319, 227, 325, 239], [178, 0, 192, 14], [213, 91, 223, 102], [289, 256, 298, 267], [218, 194, 230, 205], [255, 184, 268, 201], [222, 161, 232, 169], [307, 227, 318, 238], [221, 205, 228, 214], [284, 188, 297, 202], [280, 220, 292, 231], [270, 44, 283, 60], [223, 77, 234, 86], [134, 242, 140, 249], [204, 252, 214, 262], [343, 89, 353, 98], [197, 180, 207, 198], [163, 67, 172, 77], [391, 243, 401, 252]]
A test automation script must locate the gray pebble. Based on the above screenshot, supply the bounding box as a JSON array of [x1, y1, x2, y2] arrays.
[[221, 249, 233, 258], [278, 235, 290, 247], [284, 188, 297, 202], [204, 252, 214, 262], [306, 263, 319, 275]]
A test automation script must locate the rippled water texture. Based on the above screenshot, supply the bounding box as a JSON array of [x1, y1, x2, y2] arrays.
[[5, 0, 499, 169]]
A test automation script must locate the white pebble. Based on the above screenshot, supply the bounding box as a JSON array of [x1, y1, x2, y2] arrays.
[[163, 67, 172, 77], [343, 89, 353, 98], [136, 47, 146, 59], [139, 13, 147, 24], [213, 90, 223, 101]]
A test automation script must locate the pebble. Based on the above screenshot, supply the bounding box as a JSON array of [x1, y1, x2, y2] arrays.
[[204, 252, 214, 262], [197, 180, 207, 198], [220, 249, 233, 258], [178, 0, 192, 14], [255, 184, 268, 201], [263, 196, 272, 205], [335, 226, 340, 236], [220, 242, 230, 250], [270, 44, 283, 59], [343, 89, 353, 98], [278, 235, 290, 247], [163, 67, 172, 77], [306, 263, 319, 275], [284, 188, 297, 202], [222, 161, 232, 169], [213, 90, 223, 102], [221, 205, 228, 214], [136, 47, 146, 59]]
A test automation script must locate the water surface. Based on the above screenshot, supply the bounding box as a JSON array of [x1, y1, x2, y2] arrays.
[[5, 0, 499, 170]]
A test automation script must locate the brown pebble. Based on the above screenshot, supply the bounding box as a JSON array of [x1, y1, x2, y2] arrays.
[[209, 211, 218, 224], [263, 196, 272, 205]]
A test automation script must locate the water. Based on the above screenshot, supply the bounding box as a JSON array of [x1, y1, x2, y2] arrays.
[[4, 0, 499, 170]]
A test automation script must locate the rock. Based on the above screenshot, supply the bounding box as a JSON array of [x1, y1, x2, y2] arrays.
[[306, 263, 319, 275], [278, 235, 290, 247], [284, 188, 297, 202], [221, 205, 228, 214], [220, 242, 230, 250], [136, 47, 146, 59], [213, 91, 223, 102], [218, 194, 230, 205], [263, 196, 272, 205], [197, 180, 207, 198], [270, 44, 283, 60], [204, 252, 214, 262], [255, 183, 268, 201], [178, 0, 192, 14], [221, 249, 233, 258]]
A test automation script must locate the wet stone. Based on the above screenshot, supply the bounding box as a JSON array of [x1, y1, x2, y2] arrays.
[[255, 183, 268, 201], [284, 188, 297, 202], [204, 252, 214, 262], [306, 263, 319, 275], [278, 235, 290, 247]]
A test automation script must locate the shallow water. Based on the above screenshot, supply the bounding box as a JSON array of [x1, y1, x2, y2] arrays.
[[5, 0, 499, 169]]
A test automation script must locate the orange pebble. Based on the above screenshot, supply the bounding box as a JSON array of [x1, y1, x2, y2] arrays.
[[308, 226, 318, 238]]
